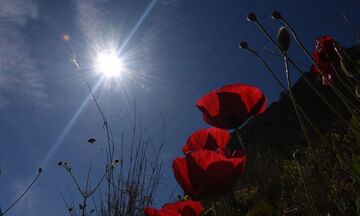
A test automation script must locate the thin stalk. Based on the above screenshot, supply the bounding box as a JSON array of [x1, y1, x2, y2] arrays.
[[245, 39, 351, 211], [284, 55, 317, 215], [279, 17, 360, 119], [81, 197, 87, 216], [235, 128, 265, 191], [252, 19, 360, 133], [127, 79, 137, 185], [66, 168, 83, 197], [247, 48, 287, 90], [2, 169, 42, 216], [85, 144, 94, 193], [244, 45, 360, 183], [284, 56, 345, 215], [332, 63, 359, 100]]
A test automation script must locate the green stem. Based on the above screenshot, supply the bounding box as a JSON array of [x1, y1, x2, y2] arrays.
[[284, 56, 346, 215], [254, 20, 360, 133], [245, 46, 360, 181], [280, 18, 360, 121]]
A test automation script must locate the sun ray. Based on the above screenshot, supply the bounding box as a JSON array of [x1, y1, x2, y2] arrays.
[[39, 77, 104, 169]]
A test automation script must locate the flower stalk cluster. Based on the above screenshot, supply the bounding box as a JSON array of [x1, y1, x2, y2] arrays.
[[57, 139, 121, 216], [239, 10, 360, 214]]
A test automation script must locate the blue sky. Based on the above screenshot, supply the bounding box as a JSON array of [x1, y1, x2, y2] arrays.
[[0, 0, 359, 215]]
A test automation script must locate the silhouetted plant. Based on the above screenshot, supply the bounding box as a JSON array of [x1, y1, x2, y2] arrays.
[[0, 168, 42, 216]]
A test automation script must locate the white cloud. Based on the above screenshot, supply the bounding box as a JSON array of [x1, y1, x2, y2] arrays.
[[0, 0, 47, 108]]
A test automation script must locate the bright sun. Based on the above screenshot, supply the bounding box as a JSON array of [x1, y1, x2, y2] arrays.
[[95, 50, 124, 77]]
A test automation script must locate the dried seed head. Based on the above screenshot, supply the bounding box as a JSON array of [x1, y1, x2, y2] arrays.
[[277, 26, 291, 52], [57, 161, 63, 166], [247, 13, 257, 22], [87, 137, 96, 144], [38, 168, 43, 173], [272, 11, 282, 20], [239, 41, 248, 49]]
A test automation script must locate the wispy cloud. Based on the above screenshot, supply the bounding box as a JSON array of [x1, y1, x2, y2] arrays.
[[0, 0, 47, 108], [75, 0, 107, 45]]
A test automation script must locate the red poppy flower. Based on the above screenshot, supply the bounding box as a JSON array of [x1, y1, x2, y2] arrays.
[[144, 200, 204, 216], [173, 149, 246, 199], [196, 84, 267, 129], [182, 128, 231, 154], [311, 36, 340, 86], [315, 36, 339, 63], [144, 208, 179, 216]]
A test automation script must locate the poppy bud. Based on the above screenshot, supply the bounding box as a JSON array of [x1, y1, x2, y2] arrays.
[[271, 11, 282, 20], [68, 208, 73, 212], [247, 13, 257, 22], [79, 204, 83, 209], [239, 41, 248, 49], [57, 161, 63, 166], [277, 26, 290, 52], [38, 168, 43, 173]]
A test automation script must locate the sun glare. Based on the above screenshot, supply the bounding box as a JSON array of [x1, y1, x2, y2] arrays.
[[95, 50, 124, 78]]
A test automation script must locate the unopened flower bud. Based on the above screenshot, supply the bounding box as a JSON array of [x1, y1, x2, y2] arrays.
[[247, 13, 257, 22], [38, 168, 43, 173], [239, 41, 248, 49], [57, 161, 63, 166], [87, 137, 96, 144], [272, 11, 282, 20], [277, 26, 291, 52]]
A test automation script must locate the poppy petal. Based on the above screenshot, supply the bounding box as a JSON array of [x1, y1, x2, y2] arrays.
[[182, 128, 231, 154], [144, 207, 180, 216], [196, 84, 267, 129], [172, 157, 198, 198], [164, 200, 204, 216], [186, 150, 246, 198]]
